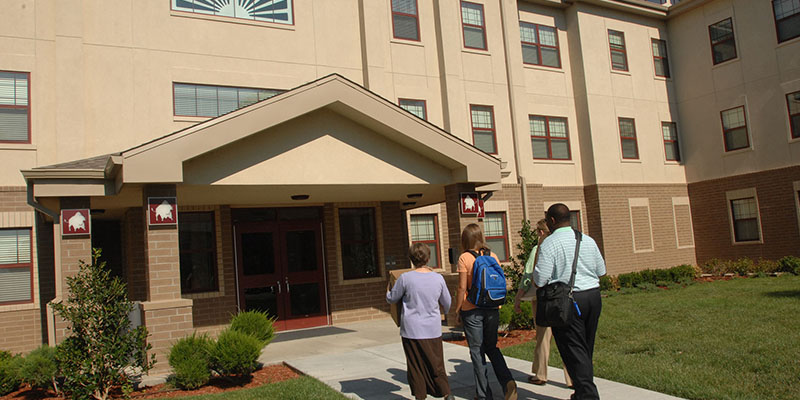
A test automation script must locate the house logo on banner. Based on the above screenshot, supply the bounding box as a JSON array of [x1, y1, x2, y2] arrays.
[[148, 197, 178, 226], [61, 209, 91, 236], [460, 192, 485, 218]]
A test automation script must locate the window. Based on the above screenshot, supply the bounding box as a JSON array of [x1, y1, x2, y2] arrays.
[[179, 212, 218, 293], [410, 214, 440, 268], [730, 197, 760, 242], [652, 39, 670, 78], [787, 91, 800, 139], [470, 105, 497, 154], [0, 228, 32, 304], [773, 0, 800, 43], [519, 22, 560, 68], [720, 106, 749, 151], [484, 212, 508, 261], [608, 30, 628, 71], [662, 122, 681, 161], [0, 71, 30, 143], [339, 208, 379, 280], [530, 115, 570, 160], [461, 1, 487, 50], [618, 118, 639, 159], [173, 83, 282, 118], [399, 99, 427, 120], [709, 18, 737, 65], [392, 0, 420, 41], [171, 0, 294, 25], [569, 211, 582, 231]]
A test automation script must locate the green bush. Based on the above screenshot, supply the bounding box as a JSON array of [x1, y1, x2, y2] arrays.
[[618, 271, 644, 288], [599, 275, 615, 291], [19, 345, 58, 392], [209, 329, 262, 376], [0, 353, 23, 396], [168, 333, 213, 390], [501, 291, 533, 330], [777, 256, 800, 274], [51, 248, 155, 400], [701, 258, 731, 275], [230, 310, 276, 347], [670, 264, 698, 281], [639, 269, 655, 285], [730, 258, 754, 276], [753, 259, 779, 274]]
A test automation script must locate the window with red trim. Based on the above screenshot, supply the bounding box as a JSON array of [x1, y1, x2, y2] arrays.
[[173, 83, 283, 118], [470, 105, 497, 154], [484, 212, 508, 262], [399, 98, 427, 120], [339, 208, 379, 280], [773, 0, 800, 43], [519, 22, 560, 68], [530, 115, 570, 160], [608, 30, 628, 71], [787, 91, 800, 139], [720, 106, 749, 151], [730, 197, 760, 242], [662, 122, 681, 161], [461, 1, 487, 50], [179, 212, 219, 294], [619, 118, 639, 159], [410, 214, 440, 268], [652, 39, 670, 78], [0, 71, 30, 143], [0, 228, 33, 305], [391, 0, 420, 41], [709, 18, 737, 65]]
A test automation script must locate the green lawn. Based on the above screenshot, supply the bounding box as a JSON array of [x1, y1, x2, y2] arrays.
[[167, 376, 349, 400], [502, 275, 800, 400]]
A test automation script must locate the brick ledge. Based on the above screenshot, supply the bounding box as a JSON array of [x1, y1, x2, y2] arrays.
[[141, 298, 193, 311]]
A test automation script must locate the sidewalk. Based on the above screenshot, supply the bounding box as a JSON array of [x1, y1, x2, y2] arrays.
[[260, 319, 684, 400]]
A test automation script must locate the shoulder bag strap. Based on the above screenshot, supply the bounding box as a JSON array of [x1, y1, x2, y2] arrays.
[[568, 229, 582, 295]]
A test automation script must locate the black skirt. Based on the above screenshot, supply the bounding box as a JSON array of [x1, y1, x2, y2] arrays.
[[401, 336, 451, 399]]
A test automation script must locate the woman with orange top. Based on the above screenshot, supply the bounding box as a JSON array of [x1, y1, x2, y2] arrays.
[[454, 223, 517, 400]]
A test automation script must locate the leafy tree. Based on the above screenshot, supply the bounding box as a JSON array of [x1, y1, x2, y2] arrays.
[[51, 248, 155, 400], [503, 219, 538, 291]]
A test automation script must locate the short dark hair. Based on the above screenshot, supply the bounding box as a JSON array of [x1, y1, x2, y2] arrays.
[[546, 203, 571, 225], [409, 242, 431, 267]]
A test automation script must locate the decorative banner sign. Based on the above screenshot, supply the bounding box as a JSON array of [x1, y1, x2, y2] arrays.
[[148, 197, 178, 226], [476, 199, 485, 218], [460, 192, 479, 214], [61, 209, 91, 236]]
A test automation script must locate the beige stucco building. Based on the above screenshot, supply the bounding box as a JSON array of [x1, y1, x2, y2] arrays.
[[1, 0, 798, 371]]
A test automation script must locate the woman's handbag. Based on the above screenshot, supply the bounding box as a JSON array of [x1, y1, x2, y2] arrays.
[[535, 229, 582, 328]]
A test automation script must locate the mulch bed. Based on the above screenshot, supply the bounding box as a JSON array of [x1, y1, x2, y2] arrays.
[[444, 329, 537, 349], [0, 363, 300, 400]]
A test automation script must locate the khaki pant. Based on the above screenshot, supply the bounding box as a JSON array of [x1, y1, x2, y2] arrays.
[[531, 301, 572, 386]]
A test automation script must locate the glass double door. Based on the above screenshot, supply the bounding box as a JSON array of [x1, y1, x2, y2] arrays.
[[235, 220, 327, 331]]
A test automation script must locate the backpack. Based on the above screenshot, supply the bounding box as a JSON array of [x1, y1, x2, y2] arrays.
[[466, 249, 507, 308]]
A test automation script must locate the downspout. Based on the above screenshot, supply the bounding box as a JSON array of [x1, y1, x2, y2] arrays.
[[498, 0, 530, 222], [26, 181, 58, 219]]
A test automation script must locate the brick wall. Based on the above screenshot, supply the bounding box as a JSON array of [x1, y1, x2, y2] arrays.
[[589, 184, 697, 275], [0, 309, 41, 353], [141, 301, 193, 373], [689, 165, 800, 265]]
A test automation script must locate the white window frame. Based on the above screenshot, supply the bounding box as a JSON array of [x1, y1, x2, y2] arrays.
[[672, 197, 695, 249], [628, 198, 654, 253], [725, 188, 763, 245]]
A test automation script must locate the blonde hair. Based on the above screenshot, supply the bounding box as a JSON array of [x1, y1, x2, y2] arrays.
[[461, 223, 487, 252]]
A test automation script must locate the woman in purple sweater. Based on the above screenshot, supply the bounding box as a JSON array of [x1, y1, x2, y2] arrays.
[[387, 243, 454, 400]]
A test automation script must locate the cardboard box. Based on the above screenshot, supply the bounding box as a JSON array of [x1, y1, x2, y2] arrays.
[[388, 268, 413, 327]]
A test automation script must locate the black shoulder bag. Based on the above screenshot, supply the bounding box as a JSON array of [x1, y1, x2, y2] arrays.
[[535, 229, 582, 328]]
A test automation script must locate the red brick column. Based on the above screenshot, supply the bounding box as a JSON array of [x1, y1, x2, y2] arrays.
[[139, 184, 193, 374], [51, 197, 92, 343], [444, 183, 481, 272]]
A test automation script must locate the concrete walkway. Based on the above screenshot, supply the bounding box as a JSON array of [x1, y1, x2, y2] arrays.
[[260, 319, 683, 400]]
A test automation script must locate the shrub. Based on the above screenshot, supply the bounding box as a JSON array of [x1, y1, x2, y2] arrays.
[[730, 258, 754, 276], [51, 248, 155, 400], [670, 264, 698, 281], [639, 269, 655, 285], [230, 310, 276, 347], [636, 282, 658, 292], [599, 275, 615, 291], [777, 256, 800, 274], [753, 259, 779, 274], [701, 259, 730, 276], [506, 219, 538, 291], [501, 291, 533, 330], [209, 329, 262, 376], [169, 334, 214, 390], [0, 353, 22, 396], [19, 345, 58, 393], [618, 271, 644, 288]]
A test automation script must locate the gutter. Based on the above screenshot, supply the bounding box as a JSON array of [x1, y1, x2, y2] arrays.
[[26, 181, 58, 219]]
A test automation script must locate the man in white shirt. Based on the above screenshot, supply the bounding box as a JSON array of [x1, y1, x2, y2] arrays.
[[534, 203, 606, 400]]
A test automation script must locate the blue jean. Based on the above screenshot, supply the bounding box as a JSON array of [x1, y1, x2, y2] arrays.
[[461, 308, 514, 399]]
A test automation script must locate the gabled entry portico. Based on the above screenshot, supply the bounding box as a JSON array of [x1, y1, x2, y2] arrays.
[[22, 74, 501, 373]]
